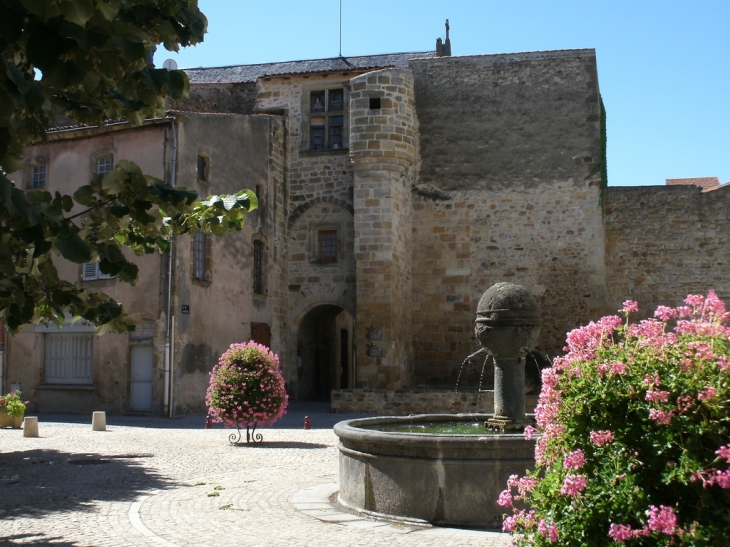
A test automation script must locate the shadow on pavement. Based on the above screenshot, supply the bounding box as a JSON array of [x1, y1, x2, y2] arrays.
[[231, 441, 330, 449], [0, 448, 175, 519], [1, 534, 80, 546]]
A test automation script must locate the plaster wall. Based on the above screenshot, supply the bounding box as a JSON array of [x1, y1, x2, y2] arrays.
[[6, 124, 170, 413], [170, 114, 284, 415]]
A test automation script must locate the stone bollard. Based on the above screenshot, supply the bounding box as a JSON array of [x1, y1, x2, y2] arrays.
[[23, 416, 39, 437], [92, 411, 107, 431]]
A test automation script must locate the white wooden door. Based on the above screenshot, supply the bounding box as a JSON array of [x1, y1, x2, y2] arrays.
[[130, 346, 153, 411]]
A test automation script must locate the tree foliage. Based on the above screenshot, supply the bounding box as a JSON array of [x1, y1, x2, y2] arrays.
[[0, 1, 256, 333]]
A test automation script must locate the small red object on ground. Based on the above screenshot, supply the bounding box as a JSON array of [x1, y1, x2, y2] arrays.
[[304, 416, 311, 430], [205, 416, 212, 429]]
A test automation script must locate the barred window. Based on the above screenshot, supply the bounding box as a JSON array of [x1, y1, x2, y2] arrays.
[[253, 240, 264, 294], [318, 230, 338, 262], [192, 230, 212, 282]]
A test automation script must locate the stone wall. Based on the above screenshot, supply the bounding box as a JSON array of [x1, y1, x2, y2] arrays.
[[350, 68, 416, 389], [169, 82, 258, 114], [331, 388, 539, 416], [408, 51, 605, 386], [604, 185, 730, 314]]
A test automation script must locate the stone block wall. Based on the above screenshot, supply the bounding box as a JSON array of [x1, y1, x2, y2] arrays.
[[350, 68, 416, 389], [331, 388, 539, 416], [408, 51, 605, 386], [411, 183, 605, 386], [604, 185, 730, 314], [169, 82, 258, 114]]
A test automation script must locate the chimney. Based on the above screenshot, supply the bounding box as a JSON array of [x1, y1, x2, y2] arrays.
[[436, 19, 452, 57]]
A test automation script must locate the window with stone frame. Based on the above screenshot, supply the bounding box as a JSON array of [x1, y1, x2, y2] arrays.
[[305, 88, 347, 151], [96, 155, 114, 175], [318, 230, 338, 262], [197, 154, 210, 184], [253, 239, 264, 295], [30, 162, 47, 188], [192, 230, 212, 283]]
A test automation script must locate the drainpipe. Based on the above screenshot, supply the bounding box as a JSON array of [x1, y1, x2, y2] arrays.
[[164, 118, 178, 418], [0, 319, 4, 394]]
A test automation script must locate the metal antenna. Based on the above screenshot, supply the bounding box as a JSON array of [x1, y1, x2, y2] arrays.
[[339, 0, 342, 57]]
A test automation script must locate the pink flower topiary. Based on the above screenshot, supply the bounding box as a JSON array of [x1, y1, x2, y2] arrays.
[[206, 342, 288, 428]]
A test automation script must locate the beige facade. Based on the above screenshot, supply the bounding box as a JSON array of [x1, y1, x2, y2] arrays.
[[4, 46, 729, 415]]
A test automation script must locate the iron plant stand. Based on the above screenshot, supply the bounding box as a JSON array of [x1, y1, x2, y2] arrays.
[[229, 423, 264, 445]]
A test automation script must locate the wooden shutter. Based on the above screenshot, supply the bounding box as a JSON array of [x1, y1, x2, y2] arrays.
[[251, 324, 271, 348]]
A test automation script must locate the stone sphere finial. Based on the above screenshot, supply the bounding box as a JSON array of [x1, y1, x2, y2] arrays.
[[474, 282, 541, 358]]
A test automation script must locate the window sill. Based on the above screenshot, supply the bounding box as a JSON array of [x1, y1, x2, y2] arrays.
[[37, 384, 94, 391], [299, 148, 349, 157]]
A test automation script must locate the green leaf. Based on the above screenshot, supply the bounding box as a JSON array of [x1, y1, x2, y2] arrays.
[[56, 232, 92, 263], [101, 168, 127, 194], [57, 0, 96, 27], [5, 60, 30, 93]]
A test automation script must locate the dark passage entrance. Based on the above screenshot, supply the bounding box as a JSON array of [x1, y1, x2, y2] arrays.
[[297, 305, 353, 401]]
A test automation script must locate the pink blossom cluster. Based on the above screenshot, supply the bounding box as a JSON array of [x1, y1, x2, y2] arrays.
[[563, 449, 586, 469], [645, 389, 669, 403], [691, 444, 730, 489], [609, 506, 679, 542], [589, 430, 614, 446], [561, 474, 587, 496], [697, 386, 717, 401], [537, 519, 559, 543], [648, 408, 674, 425]]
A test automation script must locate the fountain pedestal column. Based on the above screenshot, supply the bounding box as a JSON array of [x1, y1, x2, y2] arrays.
[[492, 357, 526, 428], [474, 282, 541, 431]]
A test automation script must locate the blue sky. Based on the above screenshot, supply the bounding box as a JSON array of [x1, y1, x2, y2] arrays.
[[158, 0, 729, 187]]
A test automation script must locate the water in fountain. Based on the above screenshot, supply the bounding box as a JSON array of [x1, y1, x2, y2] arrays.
[[452, 347, 486, 405], [476, 353, 491, 408]]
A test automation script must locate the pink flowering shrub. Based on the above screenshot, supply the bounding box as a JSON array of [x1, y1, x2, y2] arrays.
[[501, 292, 730, 546], [206, 342, 288, 428]]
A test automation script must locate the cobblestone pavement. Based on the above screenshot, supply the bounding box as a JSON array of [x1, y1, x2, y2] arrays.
[[0, 404, 511, 547]]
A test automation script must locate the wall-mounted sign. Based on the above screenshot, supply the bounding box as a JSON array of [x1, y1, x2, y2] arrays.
[[182, 305, 190, 314], [366, 328, 383, 341], [366, 344, 383, 357]]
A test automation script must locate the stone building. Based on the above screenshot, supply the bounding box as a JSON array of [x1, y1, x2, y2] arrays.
[[3, 41, 729, 416]]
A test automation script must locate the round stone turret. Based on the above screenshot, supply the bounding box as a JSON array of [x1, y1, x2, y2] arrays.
[[474, 282, 541, 430]]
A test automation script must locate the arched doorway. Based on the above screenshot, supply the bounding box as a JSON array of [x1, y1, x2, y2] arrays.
[[296, 305, 354, 400]]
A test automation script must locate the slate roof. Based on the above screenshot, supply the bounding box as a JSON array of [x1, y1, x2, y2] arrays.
[[184, 52, 435, 84], [666, 177, 720, 191]]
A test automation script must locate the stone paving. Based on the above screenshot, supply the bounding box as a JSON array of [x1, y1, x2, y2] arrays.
[[0, 403, 511, 547]]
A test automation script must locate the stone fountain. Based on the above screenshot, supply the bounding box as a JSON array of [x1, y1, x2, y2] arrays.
[[334, 282, 540, 527]]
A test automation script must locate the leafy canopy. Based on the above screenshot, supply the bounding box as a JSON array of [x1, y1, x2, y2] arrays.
[[0, 1, 256, 334]]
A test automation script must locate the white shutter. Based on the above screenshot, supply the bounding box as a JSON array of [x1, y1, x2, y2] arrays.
[[45, 333, 94, 385], [82, 262, 99, 280], [82, 261, 114, 280]]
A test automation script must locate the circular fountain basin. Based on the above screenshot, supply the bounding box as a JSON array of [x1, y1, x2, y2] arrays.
[[334, 413, 535, 528]]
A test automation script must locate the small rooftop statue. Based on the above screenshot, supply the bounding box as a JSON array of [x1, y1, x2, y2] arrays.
[[474, 282, 541, 431]]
